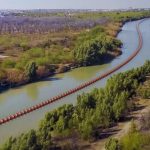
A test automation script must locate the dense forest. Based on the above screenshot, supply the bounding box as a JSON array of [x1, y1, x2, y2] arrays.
[[1, 60, 150, 150], [0, 10, 150, 90]]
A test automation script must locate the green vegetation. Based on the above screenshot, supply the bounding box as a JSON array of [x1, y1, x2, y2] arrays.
[[1, 60, 150, 149], [19, 10, 150, 22], [105, 121, 150, 150], [105, 138, 120, 150], [137, 80, 150, 99], [74, 26, 122, 65], [74, 10, 150, 22], [25, 62, 37, 81], [0, 10, 150, 89], [0, 24, 121, 89], [1, 10, 150, 149], [0, 130, 52, 150]]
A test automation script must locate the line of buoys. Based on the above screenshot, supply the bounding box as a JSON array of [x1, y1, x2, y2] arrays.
[[0, 19, 145, 126]]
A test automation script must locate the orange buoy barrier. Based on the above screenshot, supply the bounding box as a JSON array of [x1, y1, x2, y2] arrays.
[[0, 19, 146, 125]]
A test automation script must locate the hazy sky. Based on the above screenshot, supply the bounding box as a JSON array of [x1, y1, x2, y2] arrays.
[[0, 0, 150, 10]]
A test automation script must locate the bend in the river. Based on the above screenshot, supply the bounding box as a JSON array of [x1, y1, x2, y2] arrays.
[[0, 18, 146, 126]]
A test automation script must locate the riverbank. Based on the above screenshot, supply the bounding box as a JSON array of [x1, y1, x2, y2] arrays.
[[1, 58, 150, 149], [0, 26, 122, 92], [0, 50, 121, 92], [0, 13, 150, 145], [1, 11, 150, 92], [0, 17, 145, 131], [0, 17, 146, 124]]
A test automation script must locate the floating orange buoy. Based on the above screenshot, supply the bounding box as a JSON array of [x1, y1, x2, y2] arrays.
[[0, 19, 145, 126], [0, 119, 4, 124]]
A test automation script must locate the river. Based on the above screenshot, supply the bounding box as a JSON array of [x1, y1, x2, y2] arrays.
[[0, 19, 150, 144]]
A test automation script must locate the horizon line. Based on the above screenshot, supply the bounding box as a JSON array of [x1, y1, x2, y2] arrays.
[[0, 7, 150, 11]]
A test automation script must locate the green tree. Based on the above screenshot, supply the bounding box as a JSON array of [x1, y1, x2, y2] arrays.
[[25, 61, 37, 81], [79, 120, 93, 140], [112, 92, 129, 120]]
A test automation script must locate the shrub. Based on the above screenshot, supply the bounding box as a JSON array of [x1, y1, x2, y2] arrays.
[[6, 69, 28, 85], [0, 69, 6, 80], [36, 66, 49, 78], [137, 85, 150, 99], [105, 138, 120, 150], [1, 59, 16, 69], [25, 61, 37, 81], [74, 26, 122, 65]]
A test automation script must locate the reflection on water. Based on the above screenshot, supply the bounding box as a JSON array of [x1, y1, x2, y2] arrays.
[[26, 84, 39, 100], [65, 64, 109, 81], [0, 80, 51, 102], [0, 19, 150, 144], [0, 64, 109, 101], [0, 63, 109, 115]]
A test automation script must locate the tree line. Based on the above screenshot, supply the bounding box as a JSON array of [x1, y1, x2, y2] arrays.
[[73, 26, 122, 65], [1, 10, 150, 90], [1, 60, 150, 150]]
